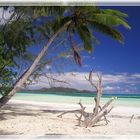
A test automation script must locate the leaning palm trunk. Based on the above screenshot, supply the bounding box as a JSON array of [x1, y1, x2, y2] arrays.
[[0, 21, 71, 108]]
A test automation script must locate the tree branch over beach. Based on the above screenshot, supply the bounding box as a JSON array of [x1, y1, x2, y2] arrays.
[[0, 6, 130, 108]]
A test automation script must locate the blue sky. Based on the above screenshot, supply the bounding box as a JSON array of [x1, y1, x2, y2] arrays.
[[28, 6, 140, 75], [72, 6, 140, 74], [26, 6, 140, 93], [0, 6, 140, 93], [90, 6, 140, 74], [1, 6, 139, 75]]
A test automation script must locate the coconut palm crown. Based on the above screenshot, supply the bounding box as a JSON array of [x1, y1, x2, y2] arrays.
[[39, 6, 130, 65], [0, 6, 130, 107]]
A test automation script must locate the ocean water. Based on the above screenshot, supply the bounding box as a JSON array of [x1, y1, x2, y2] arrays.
[[12, 92, 140, 107]]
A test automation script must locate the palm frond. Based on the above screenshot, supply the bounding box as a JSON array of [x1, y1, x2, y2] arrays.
[[89, 20, 124, 43], [52, 16, 71, 33], [103, 9, 128, 18], [91, 13, 131, 29], [32, 6, 67, 18], [77, 25, 94, 53]]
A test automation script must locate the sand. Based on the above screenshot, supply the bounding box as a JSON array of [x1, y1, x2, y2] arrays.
[[0, 99, 140, 137]]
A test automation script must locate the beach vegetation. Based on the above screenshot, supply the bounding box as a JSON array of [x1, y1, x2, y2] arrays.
[[0, 6, 130, 107]]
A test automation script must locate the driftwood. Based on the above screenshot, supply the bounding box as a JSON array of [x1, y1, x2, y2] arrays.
[[58, 71, 116, 127], [129, 114, 134, 123]]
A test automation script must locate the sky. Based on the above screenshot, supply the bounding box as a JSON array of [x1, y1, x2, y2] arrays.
[[28, 6, 140, 74], [0, 6, 140, 93], [90, 6, 140, 74], [26, 6, 140, 93]]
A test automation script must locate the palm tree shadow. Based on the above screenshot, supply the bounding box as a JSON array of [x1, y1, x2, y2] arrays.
[[41, 109, 65, 114], [0, 105, 66, 121], [0, 130, 16, 135], [0, 105, 41, 121]]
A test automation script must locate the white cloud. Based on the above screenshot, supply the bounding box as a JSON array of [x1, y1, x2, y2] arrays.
[[65, 54, 73, 58], [124, 89, 130, 93], [45, 65, 51, 70], [0, 7, 15, 25], [103, 86, 121, 91], [103, 86, 115, 90], [83, 56, 95, 60], [83, 65, 90, 68], [27, 72, 140, 91], [130, 83, 135, 86], [131, 74, 140, 78]]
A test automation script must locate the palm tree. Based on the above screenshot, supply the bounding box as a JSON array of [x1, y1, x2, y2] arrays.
[[0, 6, 130, 108]]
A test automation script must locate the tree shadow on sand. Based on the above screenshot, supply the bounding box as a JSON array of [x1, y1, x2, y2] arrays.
[[41, 109, 66, 114], [0, 130, 16, 135], [0, 105, 67, 121], [0, 106, 42, 121]]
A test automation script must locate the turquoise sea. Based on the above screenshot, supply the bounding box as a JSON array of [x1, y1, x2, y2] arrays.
[[13, 92, 140, 107]]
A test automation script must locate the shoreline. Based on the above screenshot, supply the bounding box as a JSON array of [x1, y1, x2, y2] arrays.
[[0, 99, 140, 136], [7, 99, 140, 117], [12, 92, 140, 108]]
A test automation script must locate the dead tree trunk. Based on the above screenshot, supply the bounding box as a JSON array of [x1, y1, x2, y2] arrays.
[[58, 71, 117, 128], [92, 73, 102, 117]]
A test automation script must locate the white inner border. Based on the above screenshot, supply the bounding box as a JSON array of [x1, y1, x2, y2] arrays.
[[0, 0, 140, 6], [0, 0, 140, 139]]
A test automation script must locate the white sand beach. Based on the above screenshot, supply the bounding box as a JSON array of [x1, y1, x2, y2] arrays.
[[0, 99, 140, 137]]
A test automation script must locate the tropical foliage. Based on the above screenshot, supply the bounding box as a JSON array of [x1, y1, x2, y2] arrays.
[[0, 8, 32, 95], [32, 6, 130, 65], [0, 6, 130, 105], [0, 6, 67, 95]]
